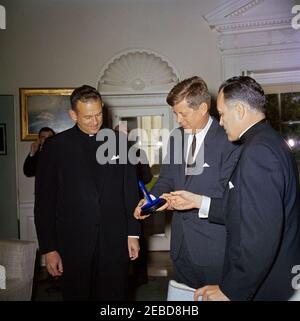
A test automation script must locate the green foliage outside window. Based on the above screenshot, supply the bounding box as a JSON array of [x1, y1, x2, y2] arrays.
[[265, 92, 300, 173]]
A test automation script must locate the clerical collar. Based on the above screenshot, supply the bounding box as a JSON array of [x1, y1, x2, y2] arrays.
[[75, 125, 97, 140], [239, 118, 266, 143]]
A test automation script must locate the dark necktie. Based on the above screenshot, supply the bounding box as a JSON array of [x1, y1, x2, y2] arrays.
[[186, 134, 196, 168]]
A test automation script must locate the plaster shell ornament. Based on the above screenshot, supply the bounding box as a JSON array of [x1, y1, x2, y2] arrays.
[[98, 51, 179, 94]]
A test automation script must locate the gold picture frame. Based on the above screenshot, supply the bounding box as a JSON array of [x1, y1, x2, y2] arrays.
[[20, 88, 75, 141]]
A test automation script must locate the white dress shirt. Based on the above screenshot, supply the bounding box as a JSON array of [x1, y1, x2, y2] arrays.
[[185, 116, 212, 218]]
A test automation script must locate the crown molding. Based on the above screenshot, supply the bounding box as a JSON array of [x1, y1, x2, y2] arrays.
[[204, 0, 297, 52], [204, 0, 293, 35], [204, 0, 265, 25], [226, 0, 265, 18], [214, 16, 291, 34], [214, 1, 300, 84]]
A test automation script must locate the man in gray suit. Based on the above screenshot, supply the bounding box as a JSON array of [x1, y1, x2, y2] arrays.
[[134, 76, 239, 289]]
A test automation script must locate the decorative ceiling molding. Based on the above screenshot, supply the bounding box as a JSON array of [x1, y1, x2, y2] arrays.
[[206, 1, 300, 83], [97, 49, 179, 94], [204, 0, 293, 35], [204, 0, 265, 25], [225, 0, 265, 18], [203, 0, 298, 51], [215, 16, 291, 34]]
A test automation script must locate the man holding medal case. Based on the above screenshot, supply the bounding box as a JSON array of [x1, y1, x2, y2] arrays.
[[135, 76, 300, 301], [134, 76, 239, 300]]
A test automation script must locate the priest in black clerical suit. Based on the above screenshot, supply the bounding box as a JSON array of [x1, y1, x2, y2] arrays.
[[34, 85, 140, 301]]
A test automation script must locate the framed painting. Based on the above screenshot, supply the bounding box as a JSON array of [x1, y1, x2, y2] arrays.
[[0, 123, 7, 155], [20, 88, 75, 141]]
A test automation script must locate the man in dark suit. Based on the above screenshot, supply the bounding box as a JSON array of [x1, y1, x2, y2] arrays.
[[34, 85, 140, 300], [23, 127, 55, 177], [134, 76, 239, 289], [170, 77, 300, 301]]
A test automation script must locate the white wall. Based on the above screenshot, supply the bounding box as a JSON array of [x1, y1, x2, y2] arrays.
[[0, 0, 222, 204]]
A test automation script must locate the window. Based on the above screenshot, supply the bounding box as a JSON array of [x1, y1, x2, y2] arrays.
[[264, 84, 300, 171]]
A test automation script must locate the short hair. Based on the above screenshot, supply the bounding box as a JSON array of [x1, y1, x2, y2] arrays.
[[166, 76, 211, 110], [218, 76, 266, 112], [70, 85, 102, 110], [38, 127, 55, 136]]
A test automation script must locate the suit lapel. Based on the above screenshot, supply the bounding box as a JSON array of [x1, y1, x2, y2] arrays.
[[219, 143, 243, 189], [201, 118, 220, 170], [179, 129, 188, 186], [95, 129, 120, 200]]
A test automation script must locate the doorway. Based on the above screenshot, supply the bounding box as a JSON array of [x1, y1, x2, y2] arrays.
[[109, 103, 173, 251], [0, 95, 18, 238]]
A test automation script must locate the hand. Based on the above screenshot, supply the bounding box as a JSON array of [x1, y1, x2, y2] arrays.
[[134, 198, 149, 220], [167, 190, 202, 210], [194, 285, 230, 301], [133, 196, 173, 220], [128, 237, 140, 260], [45, 250, 63, 276], [159, 194, 175, 211], [30, 139, 40, 155]]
